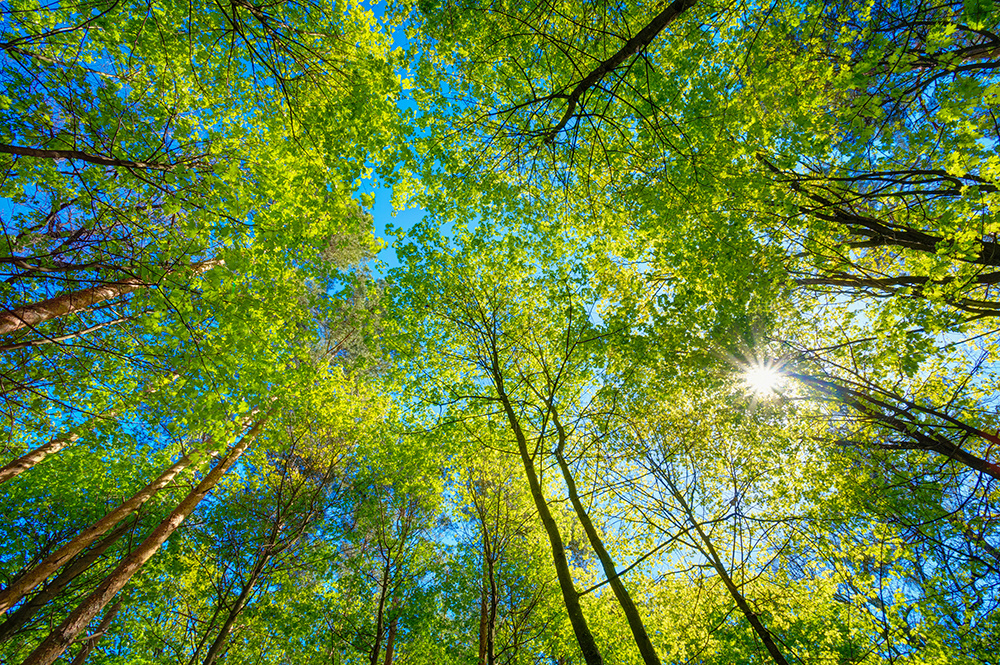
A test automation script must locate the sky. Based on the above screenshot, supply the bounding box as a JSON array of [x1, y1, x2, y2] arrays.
[[365, 0, 426, 276], [368, 185, 425, 275]]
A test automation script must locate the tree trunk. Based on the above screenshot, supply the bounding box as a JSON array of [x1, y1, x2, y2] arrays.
[[0, 258, 222, 336], [485, 540, 497, 665], [369, 562, 391, 665], [667, 480, 789, 665], [19, 413, 270, 665], [0, 416, 103, 484], [0, 450, 200, 614], [201, 552, 270, 665], [68, 598, 122, 665], [0, 519, 133, 642], [551, 414, 661, 665], [490, 360, 603, 665], [478, 574, 488, 665], [0, 375, 176, 485], [382, 598, 400, 665]]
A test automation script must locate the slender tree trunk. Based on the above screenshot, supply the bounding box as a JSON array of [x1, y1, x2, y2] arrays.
[[0, 375, 176, 485], [667, 481, 789, 665], [0, 451, 199, 614], [485, 549, 497, 665], [0, 258, 222, 336], [478, 573, 488, 665], [201, 553, 270, 665], [0, 519, 133, 642], [67, 598, 122, 665], [382, 596, 400, 665], [551, 414, 661, 665], [369, 563, 391, 665], [0, 408, 118, 483], [0, 427, 85, 485], [20, 413, 270, 665], [490, 361, 603, 665]]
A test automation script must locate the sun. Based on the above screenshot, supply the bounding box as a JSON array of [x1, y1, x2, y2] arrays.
[[743, 362, 784, 396]]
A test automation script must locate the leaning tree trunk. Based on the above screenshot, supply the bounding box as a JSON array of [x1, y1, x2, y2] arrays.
[[552, 413, 661, 665], [0, 374, 177, 485], [67, 598, 122, 665], [666, 479, 790, 665], [0, 450, 200, 613], [20, 413, 270, 665], [0, 426, 89, 485], [201, 549, 272, 665], [0, 519, 134, 642], [490, 360, 603, 665], [0, 258, 222, 336]]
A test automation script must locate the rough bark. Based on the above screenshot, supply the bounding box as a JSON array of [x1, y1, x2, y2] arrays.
[[0, 451, 199, 613], [0, 258, 222, 336], [67, 598, 122, 665], [0, 520, 133, 642], [20, 413, 269, 665], [551, 413, 661, 665]]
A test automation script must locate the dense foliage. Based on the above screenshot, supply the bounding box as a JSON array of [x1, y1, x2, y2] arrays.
[[2, 0, 998, 663]]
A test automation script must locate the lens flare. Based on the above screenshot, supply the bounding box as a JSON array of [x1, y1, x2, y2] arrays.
[[743, 363, 783, 396]]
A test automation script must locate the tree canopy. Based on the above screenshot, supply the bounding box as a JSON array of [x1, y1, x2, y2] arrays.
[[2, 0, 999, 663]]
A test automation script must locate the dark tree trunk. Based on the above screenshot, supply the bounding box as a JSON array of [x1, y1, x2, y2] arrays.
[[551, 413, 661, 665], [489, 357, 603, 665]]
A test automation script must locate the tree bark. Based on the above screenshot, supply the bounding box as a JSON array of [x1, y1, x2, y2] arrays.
[[0, 428, 86, 485], [489, 356, 603, 665], [382, 597, 400, 665], [67, 598, 122, 665], [0, 519, 133, 642], [19, 413, 270, 665], [201, 552, 270, 665], [369, 561, 391, 665], [0, 258, 222, 336], [0, 450, 199, 614], [478, 573, 488, 665], [551, 413, 661, 665]]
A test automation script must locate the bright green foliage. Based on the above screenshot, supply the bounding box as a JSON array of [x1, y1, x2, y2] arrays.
[[2, 0, 1000, 663]]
